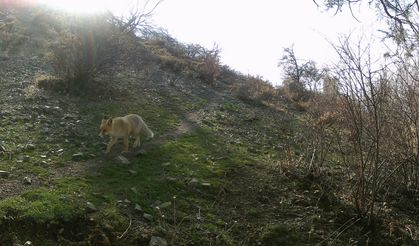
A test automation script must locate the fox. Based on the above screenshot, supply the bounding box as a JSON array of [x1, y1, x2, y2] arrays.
[[99, 114, 154, 154]]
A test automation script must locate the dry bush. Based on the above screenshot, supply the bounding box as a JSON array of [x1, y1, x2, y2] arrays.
[[292, 94, 342, 176], [0, 9, 28, 54], [144, 30, 221, 83], [49, 14, 126, 93], [193, 44, 221, 83], [232, 75, 276, 104], [386, 55, 419, 194], [331, 37, 392, 222], [325, 36, 419, 224]]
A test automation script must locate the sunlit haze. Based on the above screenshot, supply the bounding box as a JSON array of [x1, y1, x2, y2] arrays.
[[37, 0, 385, 85]]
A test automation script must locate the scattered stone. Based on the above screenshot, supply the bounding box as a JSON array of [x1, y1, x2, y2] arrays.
[[134, 204, 143, 212], [24, 241, 33, 246], [86, 202, 98, 212], [151, 200, 161, 208], [72, 152, 84, 161], [149, 236, 167, 246], [136, 149, 147, 156], [158, 202, 172, 209], [128, 169, 138, 175], [189, 178, 199, 184], [23, 177, 32, 185], [201, 182, 211, 187], [143, 213, 153, 221], [0, 141, 6, 152], [40, 154, 47, 158], [0, 170, 10, 178], [116, 155, 130, 165], [161, 162, 171, 167], [166, 177, 177, 181], [26, 143, 35, 150], [130, 187, 139, 195]]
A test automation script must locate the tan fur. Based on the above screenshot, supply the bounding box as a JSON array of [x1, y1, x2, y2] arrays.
[[99, 114, 154, 153]]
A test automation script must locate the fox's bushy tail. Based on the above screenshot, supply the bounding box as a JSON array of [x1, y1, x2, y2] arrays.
[[143, 121, 154, 139]]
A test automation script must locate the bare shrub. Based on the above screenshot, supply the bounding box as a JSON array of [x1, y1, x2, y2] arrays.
[[232, 75, 276, 104], [144, 30, 221, 83], [194, 44, 221, 83], [278, 47, 322, 101], [386, 54, 419, 194], [330, 36, 407, 223], [49, 15, 126, 93]]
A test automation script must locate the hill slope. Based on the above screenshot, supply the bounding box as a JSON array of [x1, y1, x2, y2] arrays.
[[0, 5, 417, 246]]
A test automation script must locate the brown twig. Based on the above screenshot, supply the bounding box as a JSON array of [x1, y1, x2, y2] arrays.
[[117, 215, 132, 240]]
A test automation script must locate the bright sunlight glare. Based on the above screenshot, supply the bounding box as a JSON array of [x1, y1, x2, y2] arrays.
[[37, 0, 132, 14]]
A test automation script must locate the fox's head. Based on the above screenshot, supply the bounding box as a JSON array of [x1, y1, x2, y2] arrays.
[[99, 116, 112, 137]]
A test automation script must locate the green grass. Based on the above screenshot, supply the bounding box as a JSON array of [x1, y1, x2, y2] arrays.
[[0, 124, 254, 243], [89, 127, 248, 216], [0, 178, 88, 223]]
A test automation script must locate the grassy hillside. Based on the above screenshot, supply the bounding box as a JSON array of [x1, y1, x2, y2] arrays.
[[0, 4, 417, 246]]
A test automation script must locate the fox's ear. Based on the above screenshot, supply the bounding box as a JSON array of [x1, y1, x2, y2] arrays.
[[107, 118, 113, 125]]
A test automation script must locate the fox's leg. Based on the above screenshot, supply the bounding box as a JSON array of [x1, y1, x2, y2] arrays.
[[123, 135, 129, 153], [133, 135, 141, 148], [106, 137, 118, 154]]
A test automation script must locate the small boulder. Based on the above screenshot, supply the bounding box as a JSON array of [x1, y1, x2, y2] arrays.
[[0, 170, 10, 178], [23, 177, 32, 185], [149, 236, 167, 246], [86, 202, 98, 212], [158, 202, 172, 209], [72, 152, 84, 161], [27, 144, 36, 152], [143, 213, 153, 221], [189, 178, 199, 185], [134, 204, 143, 212], [128, 169, 138, 175], [115, 155, 130, 165]]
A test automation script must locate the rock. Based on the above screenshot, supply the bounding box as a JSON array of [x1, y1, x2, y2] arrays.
[[134, 204, 143, 212], [86, 202, 98, 212], [149, 236, 167, 246], [161, 162, 171, 167], [130, 187, 139, 195], [158, 202, 172, 209], [23, 177, 32, 185], [0, 170, 10, 178], [166, 177, 177, 181], [150, 200, 161, 208], [128, 169, 137, 175], [72, 152, 84, 161], [26, 143, 35, 150], [23, 155, 30, 162], [189, 178, 199, 184], [143, 213, 153, 221], [116, 155, 130, 165], [24, 241, 33, 246], [0, 140, 6, 152], [201, 182, 211, 187], [136, 149, 147, 156]]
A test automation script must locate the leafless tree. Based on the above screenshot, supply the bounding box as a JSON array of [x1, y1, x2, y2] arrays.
[[107, 0, 163, 35], [331, 35, 393, 223]]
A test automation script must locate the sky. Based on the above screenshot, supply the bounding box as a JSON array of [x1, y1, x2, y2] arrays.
[[35, 0, 385, 85], [151, 1, 383, 85]]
